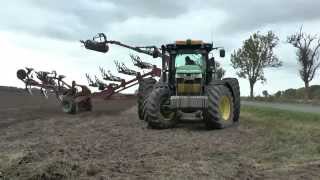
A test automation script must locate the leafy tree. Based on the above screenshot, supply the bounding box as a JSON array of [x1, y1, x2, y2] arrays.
[[283, 88, 297, 98], [262, 90, 269, 98], [287, 27, 320, 100], [274, 91, 282, 98], [231, 31, 282, 98]]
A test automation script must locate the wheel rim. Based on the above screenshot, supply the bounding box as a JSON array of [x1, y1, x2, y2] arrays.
[[160, 99, 175, 120], [62, 101, 71, 112], [219, 96, 231, 121]]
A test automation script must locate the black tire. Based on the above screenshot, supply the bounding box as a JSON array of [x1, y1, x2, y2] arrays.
[[61, 95, 78, 114], [78, 98, 92, 112], [145, 86, 177, 129], [204, 85, 235, 129], [137, 78, 157, 120], [85, 99, 93, 111], [17, 69, 27, 80], [223, 78, 240, 123]]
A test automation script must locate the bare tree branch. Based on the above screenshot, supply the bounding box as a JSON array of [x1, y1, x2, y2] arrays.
[[287, 26, 320, 100]]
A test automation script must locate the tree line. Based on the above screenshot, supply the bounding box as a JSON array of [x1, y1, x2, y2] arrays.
[[230, 27, 320, 100]]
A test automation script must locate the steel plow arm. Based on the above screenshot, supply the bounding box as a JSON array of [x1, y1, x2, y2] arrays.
[[81, 33, 162, 58]]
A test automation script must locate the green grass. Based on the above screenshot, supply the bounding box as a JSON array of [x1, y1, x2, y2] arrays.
[[240, 106, 320, 168], [242, 105, 320, 122]]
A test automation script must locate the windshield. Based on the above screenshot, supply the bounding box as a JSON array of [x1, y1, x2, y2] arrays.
[[175, 53, 204, 68]]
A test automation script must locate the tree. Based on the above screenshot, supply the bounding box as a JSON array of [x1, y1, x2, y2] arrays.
[[274, 90, 282, 98], [283, 88, 297, 98], [287, 27, 320, 100], [231, 31, 282, 98], [262, 90, 269, 98]]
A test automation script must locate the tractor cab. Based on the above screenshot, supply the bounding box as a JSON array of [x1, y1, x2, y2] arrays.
[[163, 40, 225, 96]]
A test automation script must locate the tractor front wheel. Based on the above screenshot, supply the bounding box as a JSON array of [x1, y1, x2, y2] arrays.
[[223, 78, 241, 123], [204, 85, 235, 129], [145, 86, 177, 129]]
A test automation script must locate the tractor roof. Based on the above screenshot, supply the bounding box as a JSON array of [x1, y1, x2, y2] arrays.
[[165, 39, 213, 53], [175, 39, 203, 45]]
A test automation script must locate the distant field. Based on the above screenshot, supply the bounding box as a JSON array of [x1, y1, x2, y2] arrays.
[[241, 100, 320, 114], [241, 96, 320, 106]]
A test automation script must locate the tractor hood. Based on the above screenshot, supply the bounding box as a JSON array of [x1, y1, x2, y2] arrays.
[[176, 65, 202, 74]]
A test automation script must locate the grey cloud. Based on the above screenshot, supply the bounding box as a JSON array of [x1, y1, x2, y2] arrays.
[[121, 34, 171, 47], [3, 0, 320, 49], [214, 0, 320, 34], [1, 0, 123, 41], [102, 0, 189, 18], [1, 0, 190, 41]]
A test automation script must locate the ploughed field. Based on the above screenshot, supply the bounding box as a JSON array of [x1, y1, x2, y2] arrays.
[[0, 88, 320, 180]]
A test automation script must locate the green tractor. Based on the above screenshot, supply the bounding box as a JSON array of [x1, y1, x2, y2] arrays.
[[142, 40, 240, 129], [81, 34, 240, 129]]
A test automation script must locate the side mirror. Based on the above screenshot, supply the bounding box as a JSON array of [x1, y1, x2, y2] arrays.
[[219, 49, 225, 58]]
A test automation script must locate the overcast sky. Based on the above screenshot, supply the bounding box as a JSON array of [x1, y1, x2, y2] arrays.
[[1, 0, 320, 96]]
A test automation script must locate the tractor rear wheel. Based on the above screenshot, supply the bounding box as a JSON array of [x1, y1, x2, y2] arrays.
[[204, 84, 235, 129], [145, 86, 177, 129], [61, 95, 78, 114], [137, 78, 156, 120], [78, 98, 92, 112]]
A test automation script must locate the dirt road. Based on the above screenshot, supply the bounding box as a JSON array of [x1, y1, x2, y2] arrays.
[[242, 100, 320, 114], [0, 90, 319, 179]]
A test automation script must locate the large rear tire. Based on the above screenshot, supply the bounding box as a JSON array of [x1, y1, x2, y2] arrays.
[[137, 78, 156, 120], [61, 95, 78, 114], [145, 86, 177, 129], [204, 84, 235, 129], [78, 98, 92, 112]]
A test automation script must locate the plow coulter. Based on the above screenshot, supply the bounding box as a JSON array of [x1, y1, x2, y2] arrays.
[[130, 54, 154, 69], [84, 58, 160, 100], [115, 60, 138, 76], [16, 67, 92, 114]]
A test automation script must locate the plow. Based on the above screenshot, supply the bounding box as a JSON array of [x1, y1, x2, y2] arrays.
[[16, 35, 161, 114], [17, 32, 241, 129], [17, 67, 75, 101]]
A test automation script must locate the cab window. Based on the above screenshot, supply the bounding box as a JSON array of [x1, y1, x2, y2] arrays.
[[175, 54, 204, 67]]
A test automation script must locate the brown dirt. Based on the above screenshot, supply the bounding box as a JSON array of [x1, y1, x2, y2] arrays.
[[0, 90, 319, 180]]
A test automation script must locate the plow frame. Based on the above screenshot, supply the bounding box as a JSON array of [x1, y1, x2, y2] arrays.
[[17, 68, 73, 101], [76, 66, 161, 103]]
